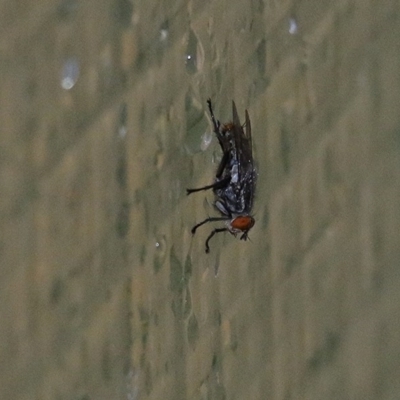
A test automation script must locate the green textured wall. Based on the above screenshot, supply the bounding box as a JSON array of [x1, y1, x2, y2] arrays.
[[1, 0, 400, 399]]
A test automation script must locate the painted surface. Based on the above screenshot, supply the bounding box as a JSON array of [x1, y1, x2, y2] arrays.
[[0, 0, 400, 399]]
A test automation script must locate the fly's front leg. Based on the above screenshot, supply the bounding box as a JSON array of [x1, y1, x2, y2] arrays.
[[205, 228, 228, 253], [190, 217, 229, 235], [207, 98, 220, 132], [186, 176, 230, 195], [207, 98, 227, 155], [215, 151, 229, 180]]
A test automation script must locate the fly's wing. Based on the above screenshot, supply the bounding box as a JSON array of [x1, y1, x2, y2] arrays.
[[232, 101, 254, 178], [231, 101, 244, 182], [244, 109, 252, 158], [244, 108, 256, 212], [232, 100, 242, 129], [236, 105, 256, 213], [232, 102, 243, 147]]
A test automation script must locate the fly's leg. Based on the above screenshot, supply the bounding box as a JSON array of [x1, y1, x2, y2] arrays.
[[190, 217, 229, 235], [186, 176, 230, 195], [207, 98, 220, 132], [205, 228, 228, 253], [215, 151, 229, 179], [207, 98, 228, 160], [240, 232, 249, 241]]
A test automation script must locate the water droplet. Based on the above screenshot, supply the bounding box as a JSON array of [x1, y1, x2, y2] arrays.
[[184, 93, 208, 154], [160, 29, 168, 41], [119, 125, 127, 138], [126, 367, 139, 400], [159, 21, 169, 42], [200, 130, 213, 151], [288, 18, 298, 35], [214, 262, 220, 277], [185, 54, 195, 73], [154, 235, 167, 273], [184, 29, 204, 74], [117, 103, 128, 138], [61, 57, 80, 90]]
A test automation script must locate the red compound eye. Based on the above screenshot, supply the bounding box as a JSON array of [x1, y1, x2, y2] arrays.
[[231, 216, 255, 231]]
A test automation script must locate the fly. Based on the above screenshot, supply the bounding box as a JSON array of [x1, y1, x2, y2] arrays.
[[187, 98, 256, 253]]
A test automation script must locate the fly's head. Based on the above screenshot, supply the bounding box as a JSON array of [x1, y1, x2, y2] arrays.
[[222, 122, 235, 132], [227, 215, 255, 240]]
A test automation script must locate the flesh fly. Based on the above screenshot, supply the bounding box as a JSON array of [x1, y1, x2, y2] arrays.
[[187, 98, 256, 253]]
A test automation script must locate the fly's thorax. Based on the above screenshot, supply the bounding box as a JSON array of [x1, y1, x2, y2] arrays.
[[226, 215, 255, 237], [214, 184, 248, 215]]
